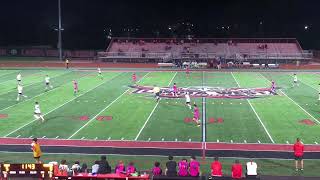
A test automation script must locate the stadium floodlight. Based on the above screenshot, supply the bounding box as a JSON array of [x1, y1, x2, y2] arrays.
[[54, 28, 64, 31], [58, 0, 63, 61]]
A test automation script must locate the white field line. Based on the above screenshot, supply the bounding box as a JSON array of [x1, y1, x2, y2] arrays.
[[0, 71, 89, 112], [134, 72, 177, 140], [202, 71, 206, 142], [231, 72, 275, 143], [68, 72, 150, 139], [0, 71, 70, 96], [259, 73, 320, 124], [68, 89, 130, 139], [4, 73, 123, 137]]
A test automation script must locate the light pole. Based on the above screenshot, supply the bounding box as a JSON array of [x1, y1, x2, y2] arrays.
[[58, 0, 63, 61]]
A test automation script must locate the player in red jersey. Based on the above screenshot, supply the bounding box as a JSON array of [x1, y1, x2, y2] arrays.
[[193, 103, 200, 127], [73, 80, 79, 95], [132, 73, 137, 85], [293, 138, 304, 171], [172, 83, 178, 97], [186, 66, 190, 77]]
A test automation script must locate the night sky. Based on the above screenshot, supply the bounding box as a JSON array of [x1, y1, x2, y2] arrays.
[[0, 0, 319, 49]]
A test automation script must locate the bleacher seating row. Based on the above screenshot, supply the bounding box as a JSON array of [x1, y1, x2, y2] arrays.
[[99, 38, 312, 61]]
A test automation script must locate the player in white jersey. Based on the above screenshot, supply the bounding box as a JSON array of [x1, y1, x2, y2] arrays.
[[34, 102, 45, 122], [45, 75, 53, 91], [293, 73, 299, 87], [16, 84, 27, 101], [16, 73, 22, 85], [97, 68, 103, 79], [185, 91, 191, 109]]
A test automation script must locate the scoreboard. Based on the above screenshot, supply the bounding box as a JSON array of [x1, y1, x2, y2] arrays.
[[0, 163, 54, 179]]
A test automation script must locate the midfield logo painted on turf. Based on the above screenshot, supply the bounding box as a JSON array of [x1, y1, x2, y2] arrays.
[[130, 85, 274, 99]]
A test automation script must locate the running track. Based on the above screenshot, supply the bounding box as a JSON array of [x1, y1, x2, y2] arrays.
[[0, 138, 320, 159]]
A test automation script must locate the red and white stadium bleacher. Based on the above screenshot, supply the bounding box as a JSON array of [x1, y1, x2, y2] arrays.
[[98, 38, 312, 68]]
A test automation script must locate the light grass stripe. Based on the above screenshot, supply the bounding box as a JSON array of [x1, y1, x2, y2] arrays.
[[134, 72, 177, 140], [68, 72, 150, 139], [231, 72, 275, 143], [4, 72, 123, 137], [259, 73, 320, 125]]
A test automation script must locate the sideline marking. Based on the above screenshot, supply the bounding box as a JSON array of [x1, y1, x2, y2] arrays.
[[231, 72, 275, 143]]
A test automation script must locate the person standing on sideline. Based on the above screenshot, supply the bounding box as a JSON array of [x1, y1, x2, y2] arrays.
[[294, 138, 304, 171], [31, 138, 42, 164], [65, 58, 70, 69]]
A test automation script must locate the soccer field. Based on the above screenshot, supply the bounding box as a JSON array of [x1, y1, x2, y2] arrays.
[[0, 69, 319, 144]]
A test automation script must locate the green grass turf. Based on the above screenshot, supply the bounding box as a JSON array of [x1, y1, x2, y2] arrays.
[[136, 72, 202, 141], [72, 72, 178, 140], [205, 72, 272, 143], [0, 70, 69, 102], [0, 152, 318, 177], [0, 69, 320, 144], [6, 71, 124, 138], [232, 72, 320, 144], [0, 70, 20, 81]]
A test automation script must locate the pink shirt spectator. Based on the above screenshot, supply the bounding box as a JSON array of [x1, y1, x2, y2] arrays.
[[126, 165, 136, 174], [189, 160, 200, 177], [115, 164, 125, 174], [178, 160, 188, 176], [152, 167, 162, 176]]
